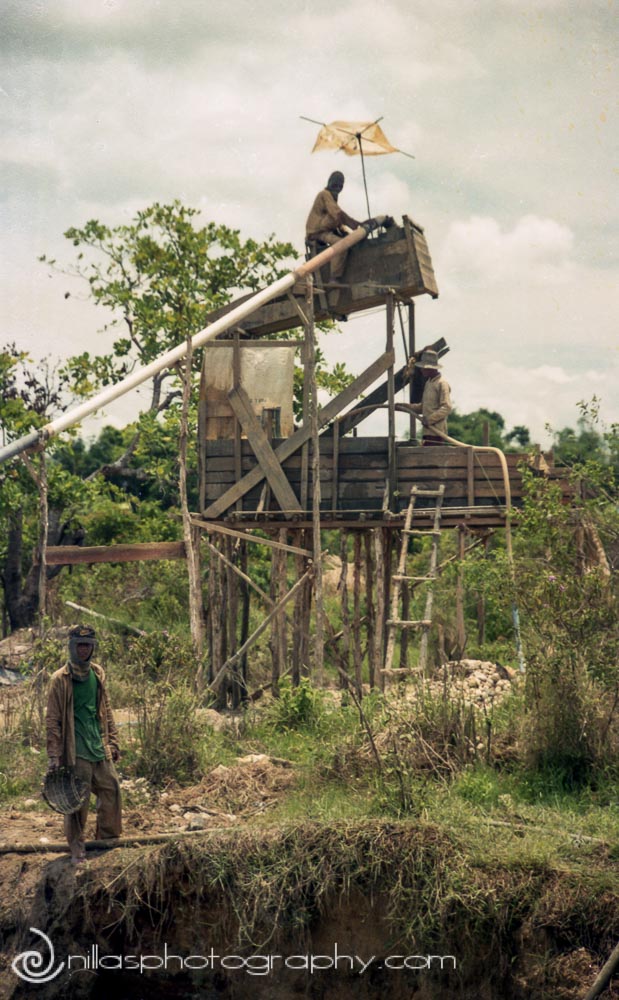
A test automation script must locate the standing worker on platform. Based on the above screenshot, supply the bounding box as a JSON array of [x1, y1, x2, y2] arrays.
[[411, 349, 452, 446], [46, 624, 122, 864], [305, 171, 361, 284]]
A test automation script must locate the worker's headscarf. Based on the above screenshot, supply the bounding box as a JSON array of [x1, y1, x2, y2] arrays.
[[326, 171, 345, 199], [68, 624, 96, 681]]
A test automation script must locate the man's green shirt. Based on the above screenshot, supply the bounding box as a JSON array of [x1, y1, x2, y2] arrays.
[[72, 667, 105, 761]]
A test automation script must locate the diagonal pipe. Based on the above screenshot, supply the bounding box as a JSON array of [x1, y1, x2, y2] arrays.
[[0, 225, 371, 465]]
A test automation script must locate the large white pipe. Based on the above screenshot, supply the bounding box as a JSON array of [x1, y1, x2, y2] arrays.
[[0, 225, 370, 464]]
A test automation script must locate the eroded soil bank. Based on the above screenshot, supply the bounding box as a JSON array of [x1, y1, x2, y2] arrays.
[[0, 821, 617, 1000]]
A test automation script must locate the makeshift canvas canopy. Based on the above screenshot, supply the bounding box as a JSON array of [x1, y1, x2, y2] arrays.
[[302, 115, 414, 223]]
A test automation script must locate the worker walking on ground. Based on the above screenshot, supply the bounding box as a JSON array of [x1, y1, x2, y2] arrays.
[[305, 171, 361, 284], [46, 624, 122, 864], [411, 349, 452, 445]]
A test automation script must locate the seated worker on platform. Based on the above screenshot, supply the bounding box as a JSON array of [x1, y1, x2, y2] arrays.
[[411, 349, 452, 446], [305, 171, 361, 284]]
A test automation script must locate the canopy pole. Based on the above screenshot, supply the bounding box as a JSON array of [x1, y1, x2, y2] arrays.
[[358, 134, 373, 228]]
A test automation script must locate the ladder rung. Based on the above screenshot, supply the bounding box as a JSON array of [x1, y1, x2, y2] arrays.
[[393, 574, 433, 582], [386, 619, 432, 628], [410, 488, 445, 497]]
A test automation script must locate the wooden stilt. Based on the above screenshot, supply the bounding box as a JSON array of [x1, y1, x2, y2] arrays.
[[456, 525, 467, 659], [353, 532, 363, 696], [373, 529, 386, 692], [339, 531, 351, 690], [364, 531, 375, 689]]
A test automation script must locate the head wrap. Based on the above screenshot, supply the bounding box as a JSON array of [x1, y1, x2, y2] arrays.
[[68, 624, 96, 680], [326, 171, 345, 194]]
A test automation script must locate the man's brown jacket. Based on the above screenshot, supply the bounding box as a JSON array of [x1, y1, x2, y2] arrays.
[[46, 663, 120, 766]]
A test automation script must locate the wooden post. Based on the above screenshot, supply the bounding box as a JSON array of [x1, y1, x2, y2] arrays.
[[456, 525, 467, 658], [353, 532, 363, 696], [386, 293, 396, 508], [408, 301, 417, 442], [207, 538, 223, 690], [21, 451, 48, 633], [332, 418, 340, 515], [224, 534, 243, 706], [238, 540, 250, 699], [364, 531, 375, 689], [233, 332, 243, 513], [307, 274, 325, 684], [300, 318, 311, 511], [373, 529, 386, 692], [400, 567, 410, 671], [339, 531, 351, 690], [477, 534, 490, 645], [178, 339, 206, 676]]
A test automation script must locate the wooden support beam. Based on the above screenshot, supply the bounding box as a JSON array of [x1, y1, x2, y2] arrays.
[[233, 333, 242, 513], [228, 385, 302, 516], [386, 293, 396, 507], [46, 542, 186, 565], [203, 338, 304, 348], [202, 350, 395, 518], [209, 569, 313, 693], [204, 537, 274, 608], [189, 517, 311, 556]]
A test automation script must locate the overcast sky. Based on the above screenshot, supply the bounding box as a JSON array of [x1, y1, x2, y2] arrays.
[[2, 0, 617, 446]]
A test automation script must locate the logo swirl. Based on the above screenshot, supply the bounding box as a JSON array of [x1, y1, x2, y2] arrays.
[[11, 926, 65, 984]]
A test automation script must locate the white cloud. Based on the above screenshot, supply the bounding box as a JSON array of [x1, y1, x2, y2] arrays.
[[0, 0, 617, 450], [441, 215, 575, 287]]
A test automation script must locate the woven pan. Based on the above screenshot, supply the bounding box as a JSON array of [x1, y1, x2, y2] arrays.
[[41, 766, 91, 815]]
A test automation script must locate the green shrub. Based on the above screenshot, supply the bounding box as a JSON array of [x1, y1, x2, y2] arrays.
[[131, 680, 205, 785], [267, 679, 325, 732]]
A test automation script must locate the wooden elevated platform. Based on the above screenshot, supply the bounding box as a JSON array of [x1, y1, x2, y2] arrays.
[[204, 216, 438, 339], [200, 438, 573, 528]]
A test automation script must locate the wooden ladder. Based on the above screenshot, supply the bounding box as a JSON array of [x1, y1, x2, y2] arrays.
[[383, 483, 445, 679]]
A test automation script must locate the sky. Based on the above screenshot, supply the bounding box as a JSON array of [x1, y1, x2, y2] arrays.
[[2, 0, 618, 447]]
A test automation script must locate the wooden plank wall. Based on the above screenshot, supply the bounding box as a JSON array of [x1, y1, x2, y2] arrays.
[[201, 438, 530, 516]]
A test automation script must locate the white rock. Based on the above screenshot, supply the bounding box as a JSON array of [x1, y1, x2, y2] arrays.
[[23, 799, 38, 809], [168, 803, 182, 813], [235, 753, 269, 765]]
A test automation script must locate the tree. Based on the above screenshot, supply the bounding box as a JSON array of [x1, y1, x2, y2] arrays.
[[448, 407, 523, 450], [42, 202, 297, 478], [0, 346, 89, 631]]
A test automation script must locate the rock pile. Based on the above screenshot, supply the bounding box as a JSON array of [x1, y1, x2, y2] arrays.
[[430, 659, 518, 707]]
